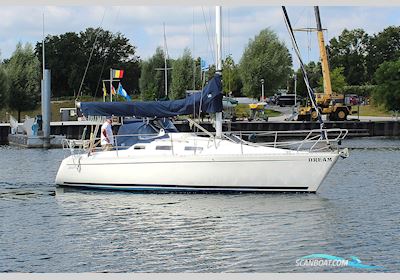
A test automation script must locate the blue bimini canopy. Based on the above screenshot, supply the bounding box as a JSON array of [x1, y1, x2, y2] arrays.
[[116, 119, 177, 147], [80, 74, 222, 118]]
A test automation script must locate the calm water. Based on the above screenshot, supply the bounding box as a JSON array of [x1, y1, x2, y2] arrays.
[[0, 138, 399, 272]]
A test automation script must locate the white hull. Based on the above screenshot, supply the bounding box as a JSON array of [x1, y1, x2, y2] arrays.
[[56, 141, 340, 193]]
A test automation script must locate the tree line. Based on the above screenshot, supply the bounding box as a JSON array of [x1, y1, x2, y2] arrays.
[[0, 24, 399, 121], [140, 28, 292, 100]]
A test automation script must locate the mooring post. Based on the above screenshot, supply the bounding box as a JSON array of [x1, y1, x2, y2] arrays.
[[42, 69, 51, 148]]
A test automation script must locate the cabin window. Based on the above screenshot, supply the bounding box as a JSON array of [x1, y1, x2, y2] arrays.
[[155, 146, 172, 150], [134, 145, 146, 150], [184, 146, 203, 151]]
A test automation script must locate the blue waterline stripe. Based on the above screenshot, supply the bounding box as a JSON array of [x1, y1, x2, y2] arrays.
[[60, 182, 309, 191]]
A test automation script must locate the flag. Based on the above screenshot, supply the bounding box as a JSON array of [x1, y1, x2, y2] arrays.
[[102, 81, 107, 97], [112, 69, 124, 79], [111, 85, 116, 96], [117, 83, 131, 101]]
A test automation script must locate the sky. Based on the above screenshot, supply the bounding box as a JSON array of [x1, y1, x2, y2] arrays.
[[0, 5, 399, 70]]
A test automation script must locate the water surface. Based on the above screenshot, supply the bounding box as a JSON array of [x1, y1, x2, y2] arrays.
[[0, 138, 399, 272]]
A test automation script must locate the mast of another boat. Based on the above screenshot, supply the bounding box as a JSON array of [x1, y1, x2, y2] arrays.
[[163, 22, 169, 98], [215, 6, 222, 138]]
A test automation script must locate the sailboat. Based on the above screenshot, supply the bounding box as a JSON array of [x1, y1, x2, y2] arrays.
[[55, 7, 349, 193]]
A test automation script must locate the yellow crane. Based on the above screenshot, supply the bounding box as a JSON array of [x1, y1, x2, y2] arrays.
[[297, 6, 355, 121]]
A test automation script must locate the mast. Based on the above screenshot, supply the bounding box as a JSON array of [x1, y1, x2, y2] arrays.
[[294, 73, 297, 106], [215, 6, 222, 138], [163, 23, 168, 97], [42, 13, 45, 75], [155, 23, 172, 98], [110, 68, 113, 102]]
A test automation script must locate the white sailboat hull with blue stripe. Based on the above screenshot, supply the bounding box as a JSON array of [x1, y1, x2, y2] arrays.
[[56, 132, 344, 193]]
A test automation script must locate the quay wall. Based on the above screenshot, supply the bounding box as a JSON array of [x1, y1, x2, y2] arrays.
[[1, 121, 399, 145], [0, 125, 9, 145]]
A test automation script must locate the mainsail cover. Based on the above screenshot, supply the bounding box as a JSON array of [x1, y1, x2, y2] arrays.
[[80, 74, 222, 117]]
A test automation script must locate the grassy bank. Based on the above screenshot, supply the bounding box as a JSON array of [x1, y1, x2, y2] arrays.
[[0, 96, 106, 123], [357, 105, 393, 117], [0, 100, 75, 123]]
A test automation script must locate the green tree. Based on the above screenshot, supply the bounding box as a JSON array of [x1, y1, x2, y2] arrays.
[[35, 28, 140, 98], [294, 61, 322, 97], [191, 57, 204, 90], [0, 63, 9, 109], [139, 47, 171, 100], [372, 59, 400, 111], [170, 48, 193, 100], [318, 67, 348, 93], [222, 55, 242, 96], [366, 26, 400, 80], [6, 43, 40, 121], [239, 28, 292, 99], [205, 64, 216, 82], [327, 28, 370, 85]]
